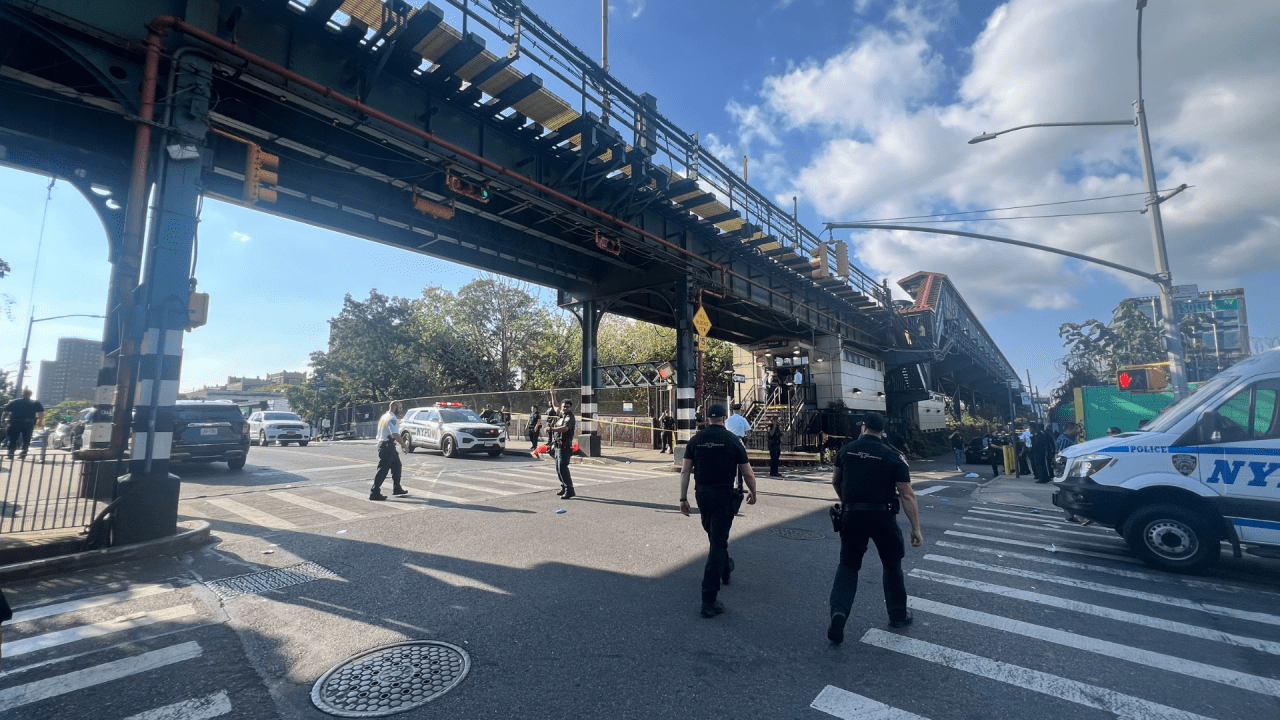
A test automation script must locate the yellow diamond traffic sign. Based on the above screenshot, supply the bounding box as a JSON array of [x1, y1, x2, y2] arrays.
[[693, 307, 712, 337]]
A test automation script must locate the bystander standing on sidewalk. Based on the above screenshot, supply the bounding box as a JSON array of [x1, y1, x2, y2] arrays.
[[948, 431, 964, 471]]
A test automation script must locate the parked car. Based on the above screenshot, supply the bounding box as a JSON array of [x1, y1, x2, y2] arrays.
[[70, 407, 115, 450], [171, 400, 250, 470], [50, 423, 73, 450], [964, 438, 996, 465], [248, 411, 312, 447], [399, 402, 506, 458]]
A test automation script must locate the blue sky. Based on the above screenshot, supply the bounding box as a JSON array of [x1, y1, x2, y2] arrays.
[[2, 0, 1277, 398]]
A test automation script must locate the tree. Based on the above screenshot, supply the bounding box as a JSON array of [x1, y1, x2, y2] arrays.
[[1054, 299, 1168, 412], [521, 309, 580, 390], [320, 291, 437, 403], [452, 276, 544, 391], [0, 369, 13, 409], [0, 258, 13, 321]]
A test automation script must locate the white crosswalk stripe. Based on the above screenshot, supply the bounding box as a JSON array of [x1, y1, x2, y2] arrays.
[[950, 523, 1129, 552], [324, 485, 436, 506], [962, 513, 1116, 538], [943, 530, 1140, 563], [2, 605, 198, 658], [272, 491, 364, 520], [0, 641, 203, 712], [914, 486, 948, 496], [810, 685, 932, 719], [122, 691, 232, 720], [202, 497, 297, 529], [11, 584, 174, 624], [860, 630, 1216, 720]]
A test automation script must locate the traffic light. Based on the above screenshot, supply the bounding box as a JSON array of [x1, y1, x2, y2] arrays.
[[446, 174, 490, 203], [1117, 366, 1171, 393], [835, 240, 850, 278], [1117, 368, 1149, 392], [244, 142, 279, 204], [811, 242, 830, 278]]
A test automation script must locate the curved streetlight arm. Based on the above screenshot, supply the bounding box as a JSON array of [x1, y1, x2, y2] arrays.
[[822, 222, 1164, 284], [13, 313, 108, 394], [968, 120, 1134, 144], [32, 313, 108, 324]]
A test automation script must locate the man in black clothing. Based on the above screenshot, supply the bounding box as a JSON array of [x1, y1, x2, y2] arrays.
[[767, 420, 782, 477], [680, 404, 758, 618], [659, 411, 675, 453], [3, 389, 44, 459], [827, 412, 923, 643], [527, 405, 542, 449], [1030, 423, 1053, 482], [547, 400, 576, 499]]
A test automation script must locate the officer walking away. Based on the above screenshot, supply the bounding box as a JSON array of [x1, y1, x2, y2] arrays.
[[370, 401, 409, 500], [826, 412, 922, 643], [1030, 423, 1052, 483], [659, 410, 675, 454], [725, 403, 750, 438], [547, 400, 576, 499], [3, 389, 44, 460], [766, 420, 782, 477], [679, 404, 758, 618], [527, 404, 542, 449]]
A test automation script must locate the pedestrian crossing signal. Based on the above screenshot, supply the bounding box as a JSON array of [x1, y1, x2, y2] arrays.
[[1117, 369, 1148, 392], [1117, 366, 1169, 393]]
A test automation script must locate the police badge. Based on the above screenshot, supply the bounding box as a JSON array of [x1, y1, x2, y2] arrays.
[[1172, 454, 1197, 477]]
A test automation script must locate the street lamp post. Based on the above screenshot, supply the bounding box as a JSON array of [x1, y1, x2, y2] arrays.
[[965, 0, 1188, 399], [14, 312, 108, 394]]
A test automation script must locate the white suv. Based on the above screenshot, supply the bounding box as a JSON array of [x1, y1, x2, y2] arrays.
[[400, 403, 506, 458], [248, 411, 312, 446]]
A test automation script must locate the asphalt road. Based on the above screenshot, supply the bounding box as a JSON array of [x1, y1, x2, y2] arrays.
[[2, 445, 1279, 719]]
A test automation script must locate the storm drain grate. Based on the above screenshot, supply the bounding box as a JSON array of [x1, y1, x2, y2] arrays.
[[311, 641, 470, 717], [204, 561, 338, 600], [769, 527, 825, 541]]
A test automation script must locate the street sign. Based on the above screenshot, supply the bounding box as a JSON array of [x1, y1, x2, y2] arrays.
[[1171, 284, 1199, 301], [316, 385, 327, 391], [692, 307, 712, 337], [732, 373, 746, 383], [1021, 392, 1032, 406], [1177, 298, 1239, 315]]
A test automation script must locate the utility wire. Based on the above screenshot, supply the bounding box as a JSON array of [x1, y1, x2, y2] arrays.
[[850, 187, 1192, 224], [24, 177, 56, 313], [862, 208, 1142, 224]]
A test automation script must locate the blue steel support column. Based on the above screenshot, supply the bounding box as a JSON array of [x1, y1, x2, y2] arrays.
[[116, 52, 211, 544], [578, 299, 601, 457], [672, 280, 697, 463]]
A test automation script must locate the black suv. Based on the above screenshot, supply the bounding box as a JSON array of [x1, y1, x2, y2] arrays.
[[171, 401, 250, 470]]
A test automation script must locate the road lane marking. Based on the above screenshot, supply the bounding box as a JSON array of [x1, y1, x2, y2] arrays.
[[203, 497, 297, 529], [810, 685, 931, 719], [436, 473, 546, 490], [913, 569, 1280, 655], [323, 486, 423, 507], [923, 554, 1280, 627], [123, 691, 231, 720], [251, 463, 373, 476], [943, 530, 1140, 563], [11, 584, 174, 624], [3, 605, 197, 658], [914, 486, 948, 496], [272, 492, 363, 521], [949, 525, 1128, 553], [960, 515, 1115, 538], [860, 630, 1215, 720], [972, 505, 1066, 519], [934, 540, 1280, 598], [909, 596, 1280, 696], [412, 477, 517, 496], [0, 641, 203, 711]]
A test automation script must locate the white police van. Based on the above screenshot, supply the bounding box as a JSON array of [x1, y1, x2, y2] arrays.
[[1053, 347, 1280, 573]]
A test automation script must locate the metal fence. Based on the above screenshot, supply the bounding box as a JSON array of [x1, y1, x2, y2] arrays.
[[0, 453, 116, 534]]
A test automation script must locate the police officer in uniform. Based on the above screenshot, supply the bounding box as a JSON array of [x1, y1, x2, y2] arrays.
[[680, 404, 758, 618], [826, 412, 922, 643], [527, 404, 542, 449], [370, 401, 409, 501], [547, 400, 576, 499]]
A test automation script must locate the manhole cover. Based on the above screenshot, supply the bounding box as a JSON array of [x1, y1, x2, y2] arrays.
[[769, 527, 824, 541], [204, 561, 337, 600], [311, 641, 471, 717]]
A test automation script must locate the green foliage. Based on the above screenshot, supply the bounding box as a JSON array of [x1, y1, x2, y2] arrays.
[[45, 398, 92, 427], [0, 369, 12, 409]]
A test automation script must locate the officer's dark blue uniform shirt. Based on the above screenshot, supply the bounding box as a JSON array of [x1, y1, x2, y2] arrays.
[[836, 435, 909, 504], [687, 424, 748, 488]]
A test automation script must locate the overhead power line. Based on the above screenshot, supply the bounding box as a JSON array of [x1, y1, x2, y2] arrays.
[[850, 186, 1193, 224]]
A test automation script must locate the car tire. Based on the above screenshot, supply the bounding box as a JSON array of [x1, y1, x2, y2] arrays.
[[401, 432, 415, 453], [228, 456, 246, 470], [1123, 503, 1221, 574], [487, 447, 503, 457], [259, 431, 270, 447], [442, 435, 459, 458], [299, 440, 309, 447]]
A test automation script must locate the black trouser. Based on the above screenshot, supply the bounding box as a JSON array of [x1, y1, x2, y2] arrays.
[[553, 446, 573, 492], [528, 429, 539, 449], [695, 486, 737, 604], [5, 424, 33, 457], [1032, 451, 1051, 481], [769, 445, 781, 475], [661, 430, 673, 453], [989, 450, 1002, 478], [371, 440, 402, 492], [829, 509, 908, 622]]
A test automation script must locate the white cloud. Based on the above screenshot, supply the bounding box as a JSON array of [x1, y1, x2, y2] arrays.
[[232, 231, 251, 243], [723, 0, 1280, 317], [611, 0, 644, 20]]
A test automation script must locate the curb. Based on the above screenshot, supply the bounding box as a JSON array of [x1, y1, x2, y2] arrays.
[[0, 520, 212, 584]]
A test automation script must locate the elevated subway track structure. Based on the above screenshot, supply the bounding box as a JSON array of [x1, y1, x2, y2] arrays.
[[0, 0, 898, 541], [894, 272, 1026, 422]]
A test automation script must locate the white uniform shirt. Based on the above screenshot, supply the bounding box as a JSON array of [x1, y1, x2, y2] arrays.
[[376, 410, 400, 441], [725, 413, 750, 438], [793, 370, 803, 385]]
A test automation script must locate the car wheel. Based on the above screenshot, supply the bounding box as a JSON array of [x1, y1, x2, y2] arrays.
[[259, 431, 270, 447], [228, 456, 246, 470], [1123, 504, 1221, 574], [487, 447, 503, 457], [441, 435, 459, 458], [401, 432, 415, 453], [299, 440, 309, 447]]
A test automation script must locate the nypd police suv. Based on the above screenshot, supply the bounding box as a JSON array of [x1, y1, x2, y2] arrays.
[[399, 402, 506, 458], [1053, 347, 1280, 573]]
